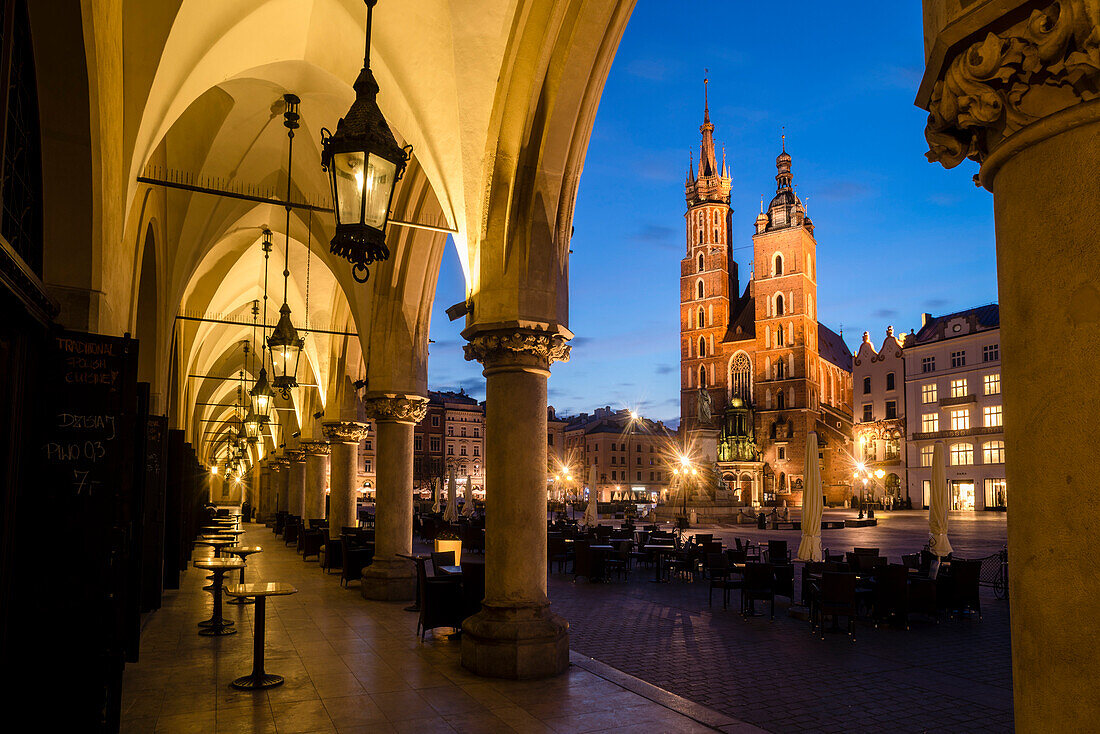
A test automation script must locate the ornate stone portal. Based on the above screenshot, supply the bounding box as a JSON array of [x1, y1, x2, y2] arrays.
[[460, 324, 571, 679], [360, 394, 428, 601]]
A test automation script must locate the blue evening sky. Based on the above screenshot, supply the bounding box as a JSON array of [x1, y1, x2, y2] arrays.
[[426, 1, 997, 427]]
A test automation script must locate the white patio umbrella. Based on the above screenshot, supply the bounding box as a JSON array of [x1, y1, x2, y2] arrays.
[[431, 477, 441, 514], [462, 475, 476, 517], [929, 441, 953, 556], [797, 431, 824, 562], [444, 467, 459, 522], [583, 464, 599, 527]]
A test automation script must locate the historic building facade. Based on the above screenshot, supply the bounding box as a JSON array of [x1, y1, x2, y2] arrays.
[[853, 327, 907, 505], [559, 406, 675, 501], [903, 305, 1005, 511], [680, 101, 854, 507]]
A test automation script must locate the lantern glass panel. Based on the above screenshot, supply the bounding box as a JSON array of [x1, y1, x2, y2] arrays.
[[273, 341, 300, 381], [333, 151, 365, 226], [363, 153, 397, 229]]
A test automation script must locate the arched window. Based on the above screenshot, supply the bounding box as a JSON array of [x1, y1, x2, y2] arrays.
[[697, 280, 704, 299], [698, 365, 707, 387], [698, 337, 706, 358], [731, 352, 752, 402], [697, 307, 705, 328], [714, 228, 719, 242], [776, 325, 784, 346], [776, 390, 785, 410], [775, 293, 785, 316], [774, 254, 783, 275], [697, 253, 704, 272], [776, 359, 785, 380]]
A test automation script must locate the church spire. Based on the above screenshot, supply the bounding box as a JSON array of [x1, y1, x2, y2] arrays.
[[698, 74, 717, 179]]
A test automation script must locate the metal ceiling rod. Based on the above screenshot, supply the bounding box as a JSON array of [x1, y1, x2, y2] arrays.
[[175, 314, 359, 338]]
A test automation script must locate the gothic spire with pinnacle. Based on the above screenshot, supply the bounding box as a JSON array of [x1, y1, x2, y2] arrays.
[[698, 74, 718, 179]]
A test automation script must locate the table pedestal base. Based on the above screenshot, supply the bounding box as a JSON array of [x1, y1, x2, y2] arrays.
[[199, 623, 237, 636], [198, 618, 234, 628], [228, 596, 255, 605], [231, 672, 283, 690]]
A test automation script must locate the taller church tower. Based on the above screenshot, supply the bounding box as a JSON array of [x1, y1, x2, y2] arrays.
[[680, 82, 735, 433]]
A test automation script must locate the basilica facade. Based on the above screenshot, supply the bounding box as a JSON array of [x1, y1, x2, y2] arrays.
[[679, 100, 854, 508]]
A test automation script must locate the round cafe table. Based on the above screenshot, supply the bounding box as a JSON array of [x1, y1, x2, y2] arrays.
[[193, 557, 244, 635], [644, 544, 677, 583], [224, 582, 298, 689], [224, 546, 263, 604]]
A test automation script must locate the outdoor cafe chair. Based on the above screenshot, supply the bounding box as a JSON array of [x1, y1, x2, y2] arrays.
[[572, 540, 593, 582], [766, 540, 790, 565], [340, 543, 373, 588], [811, 571, 858, 640], [902, 553, 921, 571], [773, 563, 795, 602], [430, 551, 456, 576], [873, 563, 912, 629], [606, 541, 631, 580], [741, 562, 775, 619], [947, 558, 983, 621], [321, 537, 343, 574], [300, 529, 325, 561], [417, 561, 464, 640], [854, 547, 880, 556], [460, 559, 486, 619], [547, 535, 570, 574], [801, 561, 825, 606], [707, 553, 741, 609]]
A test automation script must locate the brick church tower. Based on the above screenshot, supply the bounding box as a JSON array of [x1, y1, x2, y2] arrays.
[[680, 81, 735, 432]]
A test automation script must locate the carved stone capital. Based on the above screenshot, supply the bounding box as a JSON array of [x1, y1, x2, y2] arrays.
[[269, 456, 289, 469], [922, 0, 1100, 170], [322, 420, 370, 443], [462, 326, 572, 371], [361, 394, 429, 424], [286, 449, 307, 462], [300, 440, 331, 457]]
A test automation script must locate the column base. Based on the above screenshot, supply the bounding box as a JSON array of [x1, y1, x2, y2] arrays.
[[461, 601, 569, 679], [360, 559, 415, 601]]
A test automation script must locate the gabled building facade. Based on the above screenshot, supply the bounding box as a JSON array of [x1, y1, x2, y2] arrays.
[[853, 327, 907, 505]]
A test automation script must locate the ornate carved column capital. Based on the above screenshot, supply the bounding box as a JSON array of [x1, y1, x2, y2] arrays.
[[920, 0, 1100, 176], [269, 456, 289, 470], [461, 323, 573, 372], [300, 440, 331, 457], [361, 394, 429, 424], [286, 449, 307, 463], [322, 420, 370, 443]]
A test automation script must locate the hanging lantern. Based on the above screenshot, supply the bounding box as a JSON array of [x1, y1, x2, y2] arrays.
[[321, 0, 411, 283], [250, 367, 274, 421], [267, 302, 303, 396]]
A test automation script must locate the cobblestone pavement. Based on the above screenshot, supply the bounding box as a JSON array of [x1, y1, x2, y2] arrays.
[[550, 512, 1013, 734]]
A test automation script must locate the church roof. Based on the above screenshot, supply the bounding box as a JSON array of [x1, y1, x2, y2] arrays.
[[818, 323, 852, 372], [722, 282, 756, 342]]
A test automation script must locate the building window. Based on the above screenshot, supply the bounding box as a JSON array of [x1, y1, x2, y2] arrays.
[[921, 445, 934, 467], [473, 446, 479, 457], [984, 405, 1003, 427], [775, 293, 785, 316], [364, 440, 372, 451], [547, 433, 554, 446], [863, 440, 875, 461], [430, 437, 440, 452], [774, 254, 783, 275], [650, 472, 654, 481], [921, 383, 938, 403], [775, 359, 785, 380], [732, 352, 752, 402], [950, 378, 968, 398], [983, 440, 1005, 464], [983, 344, 999, 362], [431, 415, 440, 427], [950, 443, 974, 465], [885, 401, 897, 419], [637, 456, 642, 465], [447, 446, 454, 456], [699, 365, 706, 388], [951, 350, 966, 368], [778, 446, 786, 461], [922, 357, 935, 373], [863, 376, 871, 394], [698, 337, 706, 358], [777, 390, 786, 410], [984, 373, 1001, 395], [698, 252, 705, 272], [776, 325, 784, 346], [473, 428, 479, 438], [886, 372, 895, 391], [460, 446, 467, 457], [610, 456, 616, 465], [922, 413, 939, 432], [885, 439, 899, 460], [365, 460, 372, 472], [697, 307, 705, 329], [460, 426, 467, 437], [447, 426, 453, 436], [697, 280, 704, 299], [414, 435, 422, 451], [862, 404, 873, 422], [950, 408, 970, 431], [985, 478, 1007, 508]]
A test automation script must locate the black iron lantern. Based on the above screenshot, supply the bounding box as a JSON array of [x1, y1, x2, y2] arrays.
[[267, 302, 303, 397], [321, 0, 411, 283], [250, 367, 275, 420]]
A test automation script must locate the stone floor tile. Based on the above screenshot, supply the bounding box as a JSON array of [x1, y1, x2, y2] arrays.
[[270, 698, 336, 734]]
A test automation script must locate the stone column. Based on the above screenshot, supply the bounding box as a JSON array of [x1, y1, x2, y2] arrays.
[[276, 457, 290, 513], [302, 441, 331, 521], [287, 449, 306, 518], [257, 463, 272, 523], [360, 394, 428, 601], [460, 326, 571, 678], [918, 2, 1100, 729], [322, 421, 369, 539]]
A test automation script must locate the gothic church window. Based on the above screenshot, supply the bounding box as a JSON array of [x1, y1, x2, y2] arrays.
[[699, 365, 707, 388], [774, 254, 783, 275], [776, 360, 785, 380], [698, 253, 704, 272], [697, 280, 704, 299], [775, 293, 785, 316], [777, 390, 785, 410], [697, 307, 705, 328], [777, 325, 784, 346], [732, 353, 752, 402], [698, 337, 706, 358]]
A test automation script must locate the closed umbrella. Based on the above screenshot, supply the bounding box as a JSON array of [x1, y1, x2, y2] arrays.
[[462, 475, 476, 517], [444, 467, 459, 522], [797, 431, 824, 562], [929, 441, 953, 556], [583, 464, 599, 527], [431, 477, 441, 514]]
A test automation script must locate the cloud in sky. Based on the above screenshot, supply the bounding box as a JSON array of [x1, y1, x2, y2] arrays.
[[632, 224, 678, 250], [873, 308, 898, 318], [655, 364, 674, 375], [815, 179, 873, 201]]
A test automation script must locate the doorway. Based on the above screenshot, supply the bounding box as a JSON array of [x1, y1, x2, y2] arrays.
[[951, 480, 975, 511]]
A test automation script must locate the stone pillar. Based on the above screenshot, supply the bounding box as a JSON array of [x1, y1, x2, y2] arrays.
[[257, 463, 272, 523], [917, 3, 1100, 729], [302, 441, 331, 521], [276, 457, 289, 513], [360, 394, 428, 601], [460, 326, 571, 678], [322, 421, 369, 539], [287, 450, 306, 518]]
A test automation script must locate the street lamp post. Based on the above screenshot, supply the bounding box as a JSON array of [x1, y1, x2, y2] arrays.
[[853, 463, 887, 519]]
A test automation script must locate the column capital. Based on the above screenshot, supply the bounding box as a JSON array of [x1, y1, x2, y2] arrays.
[[322, 420, 370, 443], [919, 0, 1100, 177], [300, 440, 331, 457], [361, 394, 429, 424], [461, 322, 573, 371], [269, 456, 289, 469], [286, 449, 307, 462]]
